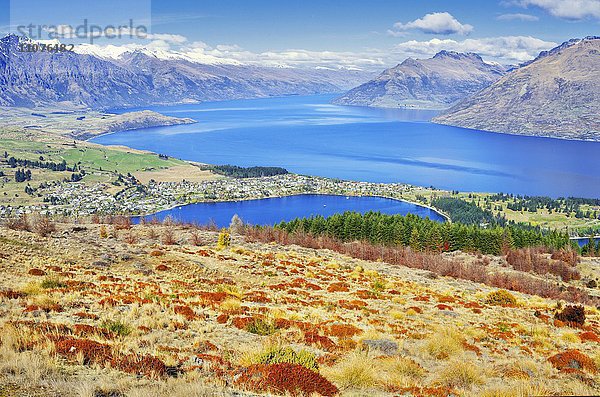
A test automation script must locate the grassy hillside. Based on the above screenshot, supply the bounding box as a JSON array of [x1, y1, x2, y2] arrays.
[[0, 220, 598, 396]]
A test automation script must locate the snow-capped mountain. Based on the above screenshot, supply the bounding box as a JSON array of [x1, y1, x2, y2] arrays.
[[0, 34, 372, 109]]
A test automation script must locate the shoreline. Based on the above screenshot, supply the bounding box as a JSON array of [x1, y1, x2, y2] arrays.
[[130, 191, 451, 223]]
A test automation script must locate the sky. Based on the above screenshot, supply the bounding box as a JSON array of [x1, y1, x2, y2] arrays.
[[1, 0, 599, 70]]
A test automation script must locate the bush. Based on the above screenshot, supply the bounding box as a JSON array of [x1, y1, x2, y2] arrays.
[[189, 230, 204, 246], [236, 363, 338, 397], [484, 290, 517, 306], [31, 215, 56, 237], [40, 277, 66, 289], [555, 305, 585, 325], [5, 214, 30, 231], [435, 359, 484, 388], [217, 231, 231, 249], [425, 328, 464, 360], [99, 225, 108, 238], [322, 350, 377, 390], [245, 318, 276, 336], [100, 320, 132, 337], [254, 346, 318, 371], [162, 229, 177, 245]]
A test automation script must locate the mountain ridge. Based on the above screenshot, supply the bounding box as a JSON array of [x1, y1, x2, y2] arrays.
[[0, 34, 373, 110], [433, 36, 600, 141], [333, 50, 506, 110]]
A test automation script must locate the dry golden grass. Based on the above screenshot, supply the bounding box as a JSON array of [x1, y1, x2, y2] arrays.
[[0, 222, 599, 396]]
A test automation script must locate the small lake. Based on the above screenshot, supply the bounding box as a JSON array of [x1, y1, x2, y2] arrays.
[[572, 237, 600, 248], [93, 94, 600, 198], [133, 194, 445, 228]]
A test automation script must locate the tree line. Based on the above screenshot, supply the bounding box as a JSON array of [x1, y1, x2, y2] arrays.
[[202, 164, 289, 178], [275, 211, 574, 255], [7, 157, 76, 172]]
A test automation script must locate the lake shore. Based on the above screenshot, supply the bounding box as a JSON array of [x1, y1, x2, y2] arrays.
[[132, 192, 450, 226]]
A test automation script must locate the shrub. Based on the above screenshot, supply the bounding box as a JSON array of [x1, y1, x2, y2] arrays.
[[40, 277, 66, 289], [99, 225, 108, 238], [555, 305, 585, 326], [322, 350, 377, 390], [112, 216, 132, 230], [31, 215, 56, 237], [189, 230, 204, 246], [5, 214, 30, 231], [100, 320, 132, 337], [484, 290, 517, 306], [124, 231, 137, 244], [217, 231, 231, 250], [236, 363, 338, 396], [548, 350, 597, 373], [435, 359, 484, 388], [245, 318, 276, 336], [425, 328, 464, 360], [254, 346, 318, 371], [162, 229, 177, 245]]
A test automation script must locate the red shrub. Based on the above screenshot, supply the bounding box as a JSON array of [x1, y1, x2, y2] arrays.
[[579, 331, 600, 343], [0, 290, 26, 299], [55, 338, 112, 365], [174, 305, 197, 320], [28, 268, 46, 276], [548, 350, 597, 373], [555, 305, 585, 326], [551, 249, 579, 266], [74, 311, 99, 320], [304, 331, 336, 351], [326, 324, 362, 338], [112, 353, 167, 377], [236, 363, 338, 396]]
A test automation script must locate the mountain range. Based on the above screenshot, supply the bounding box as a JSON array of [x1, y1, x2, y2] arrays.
[[333, 51, 507, 109], [434, 37, 600, 140], [0, 35, 372, 109]]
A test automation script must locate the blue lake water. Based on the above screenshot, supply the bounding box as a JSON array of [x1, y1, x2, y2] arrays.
[[572, 237, 600, 248], [132, 194, 445, 228], [93, 94, 600, 198]]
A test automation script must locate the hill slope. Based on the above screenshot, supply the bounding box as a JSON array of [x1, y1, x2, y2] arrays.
[[0, 222, 599, 396], [433, 37, 600, 140], [333, 51, 506, 109]]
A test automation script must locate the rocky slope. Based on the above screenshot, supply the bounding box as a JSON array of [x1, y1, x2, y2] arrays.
[[333, 51, 506, 109], [0, 35, 371, 110], [433, 37, 600, 140]]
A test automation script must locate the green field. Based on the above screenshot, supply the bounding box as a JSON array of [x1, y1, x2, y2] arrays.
[[0, 137, 188, 207]]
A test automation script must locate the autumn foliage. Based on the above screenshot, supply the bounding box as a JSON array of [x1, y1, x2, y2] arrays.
[[236, 363, 338, 396]]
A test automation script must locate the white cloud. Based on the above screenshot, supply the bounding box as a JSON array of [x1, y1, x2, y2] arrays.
[[71, 28, 556, 70], [393, 36, 557, 63], [145, 33, 187, 44], [496, 13, 540, 21], [390, 12, 474, 36], [514, 0, 600, 20]]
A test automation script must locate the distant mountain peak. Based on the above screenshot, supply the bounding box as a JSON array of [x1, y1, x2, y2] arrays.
[[434, 36, 600, 141], [433, 50, 482, 61], [333, 50, 506, 110]]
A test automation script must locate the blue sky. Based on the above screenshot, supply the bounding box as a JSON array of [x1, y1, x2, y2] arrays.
[[1, 0, 599, 69]]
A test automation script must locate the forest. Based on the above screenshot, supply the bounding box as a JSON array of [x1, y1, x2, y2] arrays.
[[275, 211, 574, 255], [202, 165, 289, 178]]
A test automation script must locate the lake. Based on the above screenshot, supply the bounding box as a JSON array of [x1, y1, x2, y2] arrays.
[[93, 94, 600, 198], [132, 194, 445, 228]]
